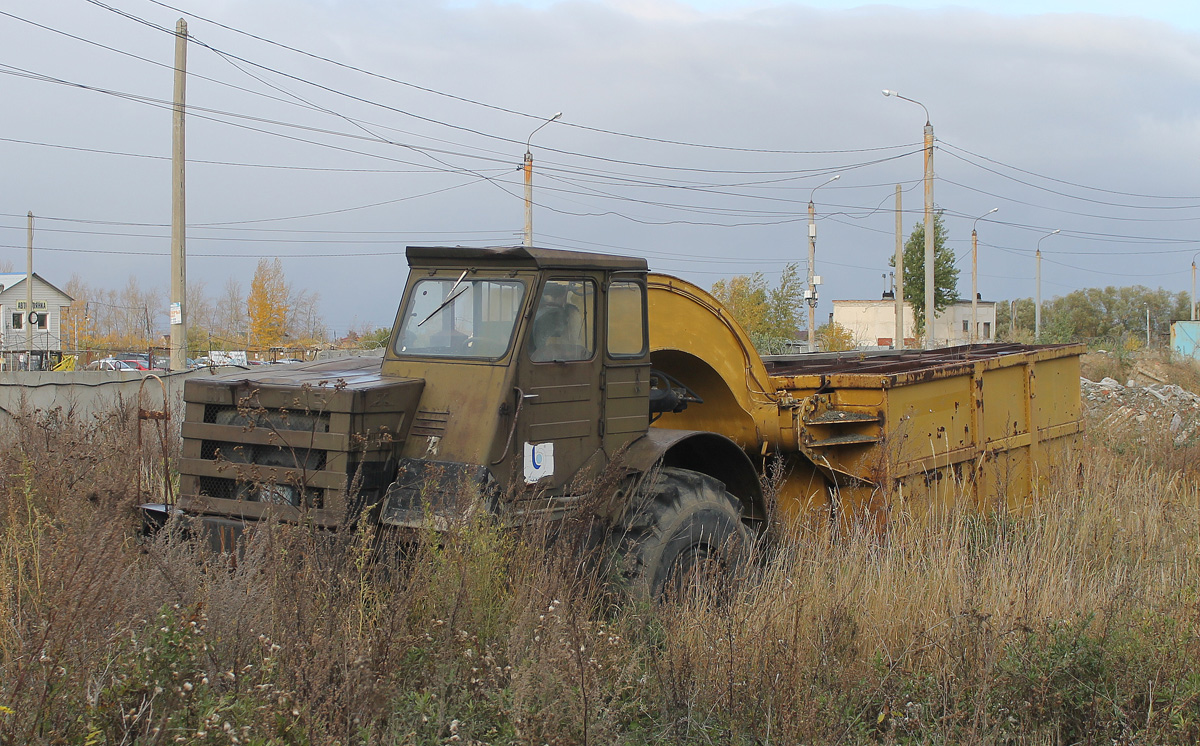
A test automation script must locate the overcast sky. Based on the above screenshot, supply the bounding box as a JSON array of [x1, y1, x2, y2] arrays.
[[4, 0, 1200, 337]]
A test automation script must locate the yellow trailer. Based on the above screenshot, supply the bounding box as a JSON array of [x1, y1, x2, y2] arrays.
[[647, 274, 1084, 527]]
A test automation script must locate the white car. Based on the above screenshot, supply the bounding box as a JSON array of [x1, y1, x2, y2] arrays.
[[86, 358, 138, 371]]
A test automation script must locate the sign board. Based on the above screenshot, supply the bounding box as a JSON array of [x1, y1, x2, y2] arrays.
[[170, 302, 182, 325], [16, 301, 47, 310]]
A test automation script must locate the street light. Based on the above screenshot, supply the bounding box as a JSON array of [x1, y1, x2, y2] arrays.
[[807, 174, 840, 349], [883, 89, 935, 347], [523, 111, 562, 247], [1034, 229, 1060, 339], [971, 207, 999, 343]]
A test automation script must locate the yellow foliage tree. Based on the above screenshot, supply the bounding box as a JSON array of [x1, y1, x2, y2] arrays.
[[247, 258, 289, 350], [815, 321, 856, 351], [710, 264, 804, 353]]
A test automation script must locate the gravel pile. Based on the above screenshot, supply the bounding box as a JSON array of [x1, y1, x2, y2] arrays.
[[1081, 376, 1200, 445]]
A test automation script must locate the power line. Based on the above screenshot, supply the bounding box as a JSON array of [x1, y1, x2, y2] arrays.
[[0, 135, 505, 174], [939, 150, 1200, 216], [131, 0, 920, 157], [940, 138, 1200, 202]]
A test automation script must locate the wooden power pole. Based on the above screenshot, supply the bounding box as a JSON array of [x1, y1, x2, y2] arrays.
[[170, 18, 188, 371]]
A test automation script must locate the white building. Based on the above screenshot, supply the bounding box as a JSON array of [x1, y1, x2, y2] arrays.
[[0, 273, 74, 370], [832, 297, 998, 349]]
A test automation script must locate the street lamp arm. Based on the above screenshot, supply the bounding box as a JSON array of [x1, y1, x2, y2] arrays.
[[808, 173, 841, 204], [526, 111, 563, 152], [972, 207, 999, 234], [882, 89, 930, 124], [1037, 228, 1061, 252]]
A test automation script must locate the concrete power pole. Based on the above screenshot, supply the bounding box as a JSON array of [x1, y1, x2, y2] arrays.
[[806, 174, 839, 352], [807, 199, 817, 349], [922, 121, 935, 349], [881, 90, 934, 347], [26, 212, 33, 366], [894, 184, 904, 350], [170, 18, 188, 372], [522, 112, 561, 247], [522, 150, 533, 247]]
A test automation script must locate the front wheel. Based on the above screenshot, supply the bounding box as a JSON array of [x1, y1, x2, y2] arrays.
[[613, 467, 751, 600]]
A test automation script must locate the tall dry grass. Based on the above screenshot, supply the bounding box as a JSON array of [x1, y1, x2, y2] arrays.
[[1, 401, 1198, 745]]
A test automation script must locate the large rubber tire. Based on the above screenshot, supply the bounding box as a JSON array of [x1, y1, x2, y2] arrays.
[[615, 467, 751, 600]]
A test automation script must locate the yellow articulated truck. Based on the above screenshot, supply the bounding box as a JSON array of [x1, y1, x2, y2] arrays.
[[158, 246, 1083, 597]]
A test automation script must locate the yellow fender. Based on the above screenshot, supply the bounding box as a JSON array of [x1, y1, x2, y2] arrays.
[[646, 274, 781, 452]]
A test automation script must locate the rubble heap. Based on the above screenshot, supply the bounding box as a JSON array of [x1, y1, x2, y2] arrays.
[[1080, 376, 1200, 445]]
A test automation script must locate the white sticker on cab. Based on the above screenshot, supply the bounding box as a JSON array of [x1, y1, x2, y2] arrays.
[[523, 441, 554, 484]]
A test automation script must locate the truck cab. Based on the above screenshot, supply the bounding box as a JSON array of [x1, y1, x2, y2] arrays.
[[378, 246, 655, 524]]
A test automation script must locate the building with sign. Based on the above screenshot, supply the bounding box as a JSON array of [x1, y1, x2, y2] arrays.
[[0, 273, 74, 370]]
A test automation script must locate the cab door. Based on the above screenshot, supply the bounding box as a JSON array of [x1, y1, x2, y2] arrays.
[[515, 277, 603, 493], [601, 277, 650, 454]]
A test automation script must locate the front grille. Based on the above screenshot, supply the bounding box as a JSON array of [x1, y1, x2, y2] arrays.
[[198, 476, 235, 500], [196, 474, 322, 508], [204, 403, 331, 432], [182, 371, 422, 522]]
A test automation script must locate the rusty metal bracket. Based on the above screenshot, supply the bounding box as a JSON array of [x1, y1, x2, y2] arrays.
[[137, 374, 174, 508]]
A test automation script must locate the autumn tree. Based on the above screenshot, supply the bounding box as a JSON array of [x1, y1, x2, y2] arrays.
[[814, 321, 856, 351], [247, 258, 289, 349], [710, 263, 804, 353], [1000, 285, 1189, 345], [890, 212, 958, 336]]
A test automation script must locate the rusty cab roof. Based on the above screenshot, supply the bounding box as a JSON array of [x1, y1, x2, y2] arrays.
[[406, 245, 648, 273]]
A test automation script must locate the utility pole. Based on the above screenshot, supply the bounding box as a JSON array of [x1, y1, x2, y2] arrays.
[[26, 212, 33, 368], [971, 207, 998, 344], [1034, 251, 1041, 339], [894, 184, 904, 350], [1034, 229, 1059, 340], [882, 90, 934, 347], [922, 120, 934, 348], [807, 174, 839, 351], [1191, 253, 1197, 321], [807, 200, 817, 348], [1146, 305, 1151, 347], [523, 112, 561, 247], [170, 18, 188, 372]]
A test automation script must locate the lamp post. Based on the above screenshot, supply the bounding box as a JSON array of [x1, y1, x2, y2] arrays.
[[807, 174, 840, 350], [971, 207, 999, 344], [1034, 229, 1060, 339], [883, 89, 935, 347], [523, 112, 562, 247]]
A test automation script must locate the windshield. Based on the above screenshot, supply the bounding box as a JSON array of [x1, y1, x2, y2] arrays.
[[394, 277, 526, 359]]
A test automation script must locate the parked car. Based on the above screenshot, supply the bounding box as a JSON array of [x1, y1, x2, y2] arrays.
[[86, 358, 137, 371]]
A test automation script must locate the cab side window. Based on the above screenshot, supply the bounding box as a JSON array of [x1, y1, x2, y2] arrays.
[[607, 280, 646, 358], [529, 279, 595, 362]]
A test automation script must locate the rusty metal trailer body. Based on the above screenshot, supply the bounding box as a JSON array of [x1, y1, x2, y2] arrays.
[[647, 274, 1084, 526]]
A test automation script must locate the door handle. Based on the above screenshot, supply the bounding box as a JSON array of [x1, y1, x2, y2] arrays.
[[492, 387, 526, 465]]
